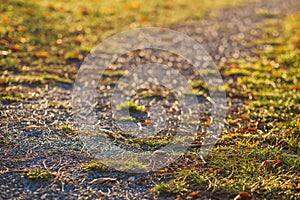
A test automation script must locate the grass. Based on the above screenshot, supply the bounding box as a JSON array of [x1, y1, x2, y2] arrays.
[[153, 12, 300, 200], [256, 9, 278, 18], [106, 158, 149, 173], [125, 136, 171, 151], [0, 74, 73, 85], [0, 94, 23, 103], [0, 0, 256, 100], [2, 0, 298, 199]]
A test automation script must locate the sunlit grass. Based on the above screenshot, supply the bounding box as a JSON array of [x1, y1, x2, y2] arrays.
[[153, 12, 300, 199]]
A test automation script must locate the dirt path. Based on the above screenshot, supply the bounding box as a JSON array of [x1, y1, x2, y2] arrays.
[[0, 0, 299, 199]]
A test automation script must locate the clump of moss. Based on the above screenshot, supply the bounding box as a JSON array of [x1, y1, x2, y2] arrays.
[[59, 124, 75, 134], [81, 161, 110, 172], [116, 101, 145, 113], [0, 94, 22, 103], [25, 168, 56, 181]]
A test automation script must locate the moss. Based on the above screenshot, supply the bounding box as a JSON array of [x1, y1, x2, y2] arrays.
[[25, 169, 56, 181], [81, 161, 110, 172], [116, 101, 146, 113]]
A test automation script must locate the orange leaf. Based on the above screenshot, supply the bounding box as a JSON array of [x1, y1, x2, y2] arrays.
[[7, 38, 13, 43], [230, 63, 240, 68], [208, 168, 217, 174], [205, 119, 211, 127], [123, 2, 140, 10], [0, 80, 7, 85], [27, 8, 35, 15], [9, 45, 22, 51], [291, 39, 299, 45], [56, 6, 65, 11], [233, 191, 251, 200], [297, 184, 300, 190], [283, 129, 291, 135], [36, 51, 49, 58], [266, 66, 273, 71], [261, 159, 281, 167], [16, 26, 26, 32], [285, 183, 293, 189], [81, 8, 89, 15], [140, 17, 148, 22], [247, 127, 257, 131], [292, 85, 300, 90], [2, 18, 9, 24], [189, 190, 201, 197], [73, 37, 83, 43], [144, 120, 153, 125], [73, 52, 80, 58], [0, 40, 7, 45], [239, 192, 251, 198]]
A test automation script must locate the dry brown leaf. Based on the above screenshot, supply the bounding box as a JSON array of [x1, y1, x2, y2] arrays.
[[21, 125, 45, 131], [88, 177, 117, 185], [260, 159, 282, 167], [9, 45, 22, 51], [233, 191, 251, 200]]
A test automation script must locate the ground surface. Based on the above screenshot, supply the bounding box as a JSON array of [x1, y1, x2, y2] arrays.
[[0, 0, 300, 199]]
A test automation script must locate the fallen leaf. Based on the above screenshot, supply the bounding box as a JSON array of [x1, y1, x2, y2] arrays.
[[140, 17, 148, 22], [292, 85, 300, 90], [283, 129, 291, 135], [16, 26, 26, 32], [0, 40, 7, 45], [88, 177, 117, 185], [123, 2, 140, 10], [2, 18, 9, 24], [233, 191, 251, 200], [81, 8, 89, 15], [285, 183, 293, 189], [56, 6, 65, 11], [247, 127, 257, 132], [73, 37, 83, 43], [0, 80, 7, 85], [266, 65, 273, 71], [291, 39, 299, 45], [205, 119, 211, 127], [36, 51, 49, 58], [22, 125, 45, 130], [230, 63, 240, 68], [9, 45, 22, 51], [144, 120, 153, 125], [189, 190, 201, 197], [27, 8, 35, 15], [260, 159, 282, 167], [73, 52, 82, 59], [273, 71, 281, 76]]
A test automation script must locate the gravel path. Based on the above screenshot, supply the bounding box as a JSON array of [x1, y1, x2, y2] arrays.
[[0, 0, 299, 199]]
